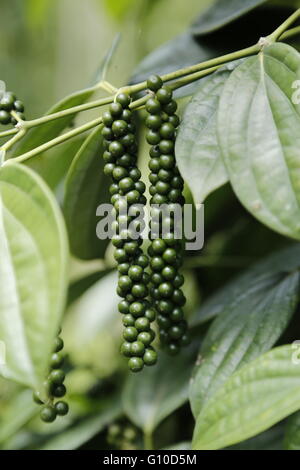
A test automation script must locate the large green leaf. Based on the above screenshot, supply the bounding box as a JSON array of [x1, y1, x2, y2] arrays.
[[123, 345, 196, 433], [0, 163, 68, 387], [190, 270, 299, 417], [64, 128, 110, 260], [284, 412, 300, 449], [131, 33, 223, 98], [191, 0, 267, 35], [192, 345, 300, 450], [218, 43, 300, 240], [12, 36, 119, 157], [191, 243, 300, 327], [227, 424, 284, 450], [175, 67, 235, 203], [25, 136, 85, 190]]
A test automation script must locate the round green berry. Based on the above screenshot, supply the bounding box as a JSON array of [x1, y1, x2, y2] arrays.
[[163, 248, 177, 264], [159, 154, 175, 170], [138, 331, 153, 346], [166, 343, 180, 356], [116, 93, 131, 107], [0, 110, 10, 125], [49, 369, 65, 385], [131, 341, 145, 357], [143, 348, 157, 366], [128, 357, 144, 372], [55, 401, 69, 416], [129, 301, 145, 317], [150, 256, 165, 272], [147, 75, 163, 91], [170, 307, 184, 322], [159, 139, 174, 154], [51, 352, 64, 369], [109, 102, 123, 117], [102, 111, 113, 126], [146, 130, 161, 145], [136, 254, 149, 268], [132, 283, 147, 299], [40, 406, 57, 423], [146, 114, 162, 130], [109, 141, 124, 158], [145, 308, 156, 322], [54, 337, 64, 352], [145, 98, 161, 114], [112, 120, 128, 137], [135, 317, 150, 331], [52, 384, 66, 398], [156, 87, 172, 104], [123, 326, 138, 342], [121, 341, 132, 357]]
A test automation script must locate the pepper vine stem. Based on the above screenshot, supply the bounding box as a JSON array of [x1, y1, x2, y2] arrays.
[[1, 10, 300, 162], [269, 7, 300, 42], [10, 65, 220, 164]]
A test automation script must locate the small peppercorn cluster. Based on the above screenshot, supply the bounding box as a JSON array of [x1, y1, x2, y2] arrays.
[[0, 91, 25, 126], [33, 330, 69, 423], [107, 421, 138, 450], [145, 75, 190, 355], [101, 93, 157, 373]]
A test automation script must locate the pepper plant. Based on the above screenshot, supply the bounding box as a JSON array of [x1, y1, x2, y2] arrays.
[[1, 0, 300, 451]]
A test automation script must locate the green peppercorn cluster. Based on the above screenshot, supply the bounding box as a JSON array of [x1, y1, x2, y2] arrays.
[[0, 91, 25, 125], [101, 93, 157, 373], [33, 330, 69, 423], [107, 422, 138, 450], [145, 75, 190, 355]]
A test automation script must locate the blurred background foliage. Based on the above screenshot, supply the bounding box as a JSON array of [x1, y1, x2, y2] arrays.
[[1, 0, 300, 451]]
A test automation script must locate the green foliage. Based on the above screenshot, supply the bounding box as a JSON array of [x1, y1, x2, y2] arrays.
[[192, 345, 300, 450], [175, 65, 234, 203], [190, 269, 299, 416], [0, 163, 68, 388], [191, 0, 267, 35], [2, 0, 300, 451], [218, 43, 300, 240], [64, 128, 110, 260]]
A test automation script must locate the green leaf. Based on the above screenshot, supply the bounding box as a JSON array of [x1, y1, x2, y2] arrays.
[[192, 243, 300, 327], [175, 67, 235, 203], [190, 270, 299, 417], [25, 136, 85, 190], [218, 43, 300, 240], [64, 128, 110, 260], [64, 270, 118, 353], [131, 33, 223, 98], [0, 163, 68, 387], [39, 396, 122, 450], [12, 36, 119, 157], [123, 345, 196, 433], [191, 0, 267, 35], [284, 412, 300, 449], [192, 345, 300, 450], [228, 424, 284, 450], [0, 390, 37, 444]]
